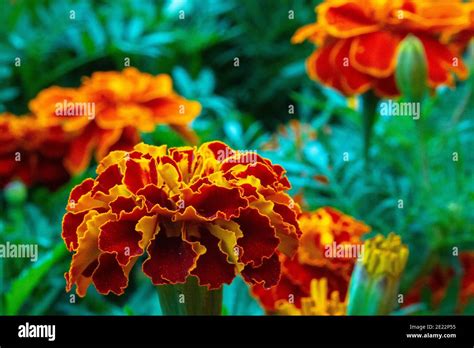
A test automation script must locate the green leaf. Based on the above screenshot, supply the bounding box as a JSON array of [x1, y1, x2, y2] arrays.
[[5, 242, 66, 315]]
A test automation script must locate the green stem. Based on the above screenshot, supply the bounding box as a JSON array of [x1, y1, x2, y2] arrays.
[[156, 276, 223, 315], [361, 91, 379, 163], [0, 257, 3, 315], [414, 100, 431, 190]]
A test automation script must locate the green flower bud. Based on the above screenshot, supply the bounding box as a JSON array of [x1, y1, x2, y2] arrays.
[[347, 233, 409, 315], [4, 180, 27, 206], [395, 35, 428, 102]]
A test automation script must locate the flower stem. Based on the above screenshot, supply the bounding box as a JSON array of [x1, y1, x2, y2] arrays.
[[156, 276, 223, 315], [361, 91, 379, 163], [414, 117, 431, 189], [0, 258, 3, 315]]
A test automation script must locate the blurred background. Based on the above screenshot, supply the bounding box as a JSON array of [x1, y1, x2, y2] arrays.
[[0, 0, 473, 315]]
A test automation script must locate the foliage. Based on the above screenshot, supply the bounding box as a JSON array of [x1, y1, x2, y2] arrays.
[[0, 0, 472, 315]]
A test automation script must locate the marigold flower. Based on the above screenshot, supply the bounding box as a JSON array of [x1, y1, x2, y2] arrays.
[[405, 251, 474, 311], [292, 0, 471, 96], [0, 113, 70, 190], [62, 141, 301, 296], [29, 67, 202, 175], [251, 207, 369, 314]]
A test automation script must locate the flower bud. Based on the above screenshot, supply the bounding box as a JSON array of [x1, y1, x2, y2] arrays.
[[4, 180, 27, 206], [347, 233, 409, 315], [395, 35, 428, 101]]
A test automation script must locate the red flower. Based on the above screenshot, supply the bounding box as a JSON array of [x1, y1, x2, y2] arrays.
[[292, 0, 471, 96], [0, 114, 70, 190], [405, 251, 474, 311], [62, 141, 301, 296], [252, 207, 370, 314]]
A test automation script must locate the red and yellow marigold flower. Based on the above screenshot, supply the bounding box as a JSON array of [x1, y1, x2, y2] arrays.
[[62, 141, 301, 296], [0, 113, 70, 190], [292, 0, 472, 96], [251, 207, 370, 314], [29, 67, 202, 175]]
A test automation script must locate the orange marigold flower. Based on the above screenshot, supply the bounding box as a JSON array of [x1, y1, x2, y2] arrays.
[[292, 0, 472, 96], [29, 67, 202, 175], [0, 113, 70, 190], [405, 251, 474, 311], [251, 207, 370, 314], [62, 141, 301, 296]]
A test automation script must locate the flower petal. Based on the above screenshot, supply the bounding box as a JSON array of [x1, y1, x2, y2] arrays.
[[91, 163, 123, 196], [236, 208, 279, 267], [65, 124, 98, 175], [123, 157, 158, 194], [62, 211, 87, 251], [66, 212, 113, 296], [419, 34, 468, 87], [99, 219, 143, 266], [184, 184, 248, 220], [191, 228, 236, 289], [333, 39, 372, 94], [241, 253, 281, 289], [142, 223, 201, 285], [350, 31, 401, 78], [319, 1, 379, 38], [92, 253, 129, 295], [136, 184, 176, 214]]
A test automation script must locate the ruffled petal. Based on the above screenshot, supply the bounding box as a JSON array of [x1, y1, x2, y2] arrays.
[[190, 228, 236, 289], [66, 212, 113, 297], [184, 184, 248, 220], [241, 253, 281, 289], [91, 163, 123, 196], [62, 211, 87, 251], [142, 224, 202, 285], [99, 219, 143, 266], [92, 253, 129, 295], [236, 208, 279, 267]]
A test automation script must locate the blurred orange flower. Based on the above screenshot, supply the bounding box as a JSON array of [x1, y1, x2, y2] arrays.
[[292, 0, 472, 96], [450, 2, 474, 53], [0, 113, 70, 190], [29, 67, 202, 175], [62, 141, 301, 296], [252, 207, 370, 314]]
